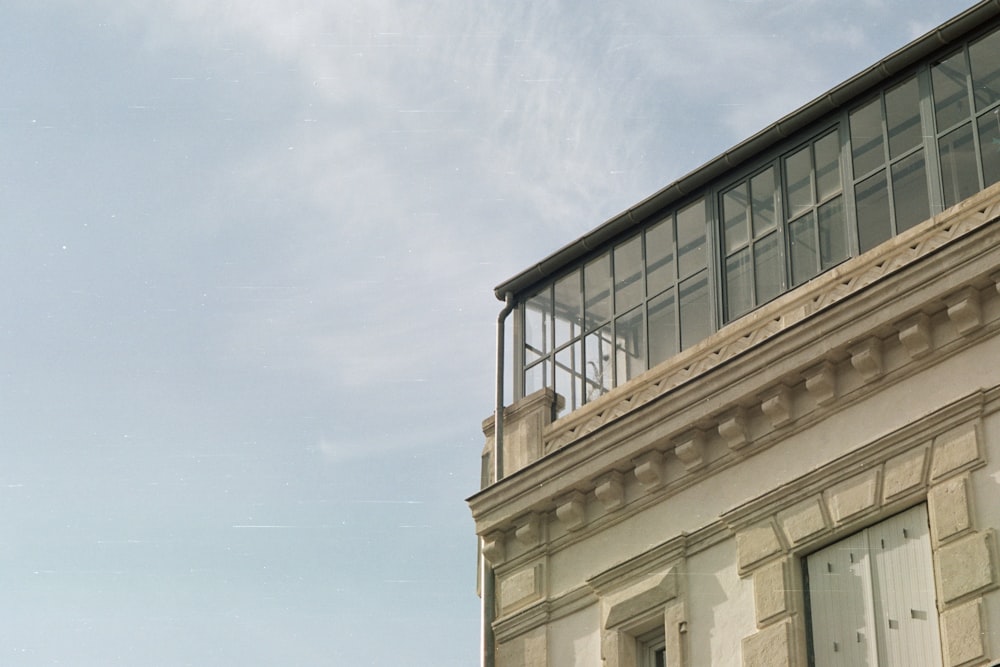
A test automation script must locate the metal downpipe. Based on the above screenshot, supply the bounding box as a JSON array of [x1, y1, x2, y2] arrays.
[[481, 292, 515, 667]]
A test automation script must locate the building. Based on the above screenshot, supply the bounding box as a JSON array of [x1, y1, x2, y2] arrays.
[[468, 2, 1000, 666]]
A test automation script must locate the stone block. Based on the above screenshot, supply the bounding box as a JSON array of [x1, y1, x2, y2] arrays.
[[928, 476, 972, 545], [940, 598, 985, 666], [777, 497, 828, 546], [882, 446, 928, 501], [824, 470, 880, 524], [753, 558, 788, 626], [935, 530, 996, 603], [499, 564, 543, 615], [930, 426, 980, 481], [741, 620, 792, 667], [497, 625, 547, 667], [495, 388, 561, 478], [737, 521, 784, 572]]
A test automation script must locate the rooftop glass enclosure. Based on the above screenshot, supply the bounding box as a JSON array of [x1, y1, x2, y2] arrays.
[[509, 16, 1000, 419]]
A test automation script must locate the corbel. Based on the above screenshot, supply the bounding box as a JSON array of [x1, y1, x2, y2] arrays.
[[633, 450, 665, 489], [760, 384, 793, 429], [849, 337, 883, 382], [944, 286, 982, 336], [897, 312, 933, 359], [802, 361, 837, 407], [555, 491, 587, 531], [594, 471, 626, 512], [718, 407, 750, 450], [673, 429, 706, 471], [482, 531, 506, 565], [514, 512, 543, 547]]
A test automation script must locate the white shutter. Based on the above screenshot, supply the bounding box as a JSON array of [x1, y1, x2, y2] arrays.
[[807, 530, 878, 665], [806, 505, 941, 667], [868, 505, 941, 666]]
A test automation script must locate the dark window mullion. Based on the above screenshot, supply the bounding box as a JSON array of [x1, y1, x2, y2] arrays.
[[877, 93, 902, 237]]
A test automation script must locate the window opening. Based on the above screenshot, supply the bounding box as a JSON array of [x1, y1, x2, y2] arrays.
[[850, 75, 930, 254], [805, 504, 941, 666], [637, 628, 667, 667], [785, 129, 848, 287], [519, 199, 709, 416], [931, 25, 1000, 209], [721, 167, 782, 319]]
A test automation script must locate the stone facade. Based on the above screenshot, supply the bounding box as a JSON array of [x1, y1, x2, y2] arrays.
[[470, 7, 1000, 664], [470, 182, 1000, 665]]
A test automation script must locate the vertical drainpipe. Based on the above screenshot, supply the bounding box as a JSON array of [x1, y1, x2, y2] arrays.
[[481, 292, 515, 667]]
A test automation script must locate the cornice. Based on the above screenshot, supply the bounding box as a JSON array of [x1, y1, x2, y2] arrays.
[[470, 185, 1000, 542]]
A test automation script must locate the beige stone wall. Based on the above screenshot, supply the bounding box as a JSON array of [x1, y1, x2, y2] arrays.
[[471, 191, 1000, 666], [484, 391, 1000, 666]]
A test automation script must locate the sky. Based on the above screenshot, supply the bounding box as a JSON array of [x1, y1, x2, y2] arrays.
[[0, 1, 978, 665]]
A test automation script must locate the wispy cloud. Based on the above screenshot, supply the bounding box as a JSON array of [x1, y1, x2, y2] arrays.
[[82, 0, 975, 397]]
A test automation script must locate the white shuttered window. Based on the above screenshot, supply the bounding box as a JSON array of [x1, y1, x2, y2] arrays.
[[806, 505, 941, 666]]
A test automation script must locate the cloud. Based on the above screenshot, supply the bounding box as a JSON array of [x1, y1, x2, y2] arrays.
[[75, 0, 976, 398]]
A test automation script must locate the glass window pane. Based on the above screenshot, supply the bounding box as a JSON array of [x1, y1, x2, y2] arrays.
[[751, 168, 777, 236], [978, 110, 1000, 188], [723, 184, 749, 254], [584, 326, 613, 402], [648, 288, 676, 368], [939, 122, 979, 208], [856, 170, 891, 253], [818, 196, 848, 271], [970, 27, 1000, 111], [850, 98, 885, 177], [614, 236, 643, 313], [677, 198, 707, 279], [584, 254, 612, 330], [932, 50, 970, 131], [725, 248, 753, 320], [555, 342, 582, 416], [554, 270, 582, 348], [524, 359, 549, 396], [891, 150, 930, 233], [814, 130, 842, 202], [754, 232, 782, 305], [679, 271, 710, 350], [885, 76, 922, 159], [614, 308, 646, 387], [524, 288, 551, 361], [645, 217, 674, 297], [789, 213, 817, 287], [785, 145, 813, 218]]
